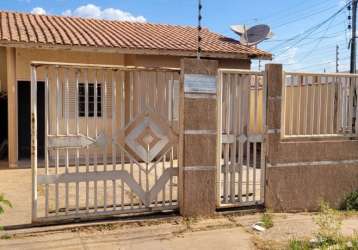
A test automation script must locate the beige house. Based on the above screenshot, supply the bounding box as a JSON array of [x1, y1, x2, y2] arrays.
[[0, 10, 271, 168]]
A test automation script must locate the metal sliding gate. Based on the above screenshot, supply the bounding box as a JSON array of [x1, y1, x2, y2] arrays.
[[217, 69, 266, 208], [31, 62, 180, 222]]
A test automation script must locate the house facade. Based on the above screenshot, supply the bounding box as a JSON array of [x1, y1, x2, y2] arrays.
[[0, 11, 271, 168]]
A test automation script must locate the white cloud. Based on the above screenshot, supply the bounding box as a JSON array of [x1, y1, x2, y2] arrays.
[[31, 7, 46, 15], [62, 4, 146, 22]]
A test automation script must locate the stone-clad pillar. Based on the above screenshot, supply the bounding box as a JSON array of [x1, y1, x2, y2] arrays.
[[179, 58, 218, 217]]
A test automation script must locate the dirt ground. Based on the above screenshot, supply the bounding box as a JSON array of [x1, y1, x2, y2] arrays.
[[0, 212, 357, 250]]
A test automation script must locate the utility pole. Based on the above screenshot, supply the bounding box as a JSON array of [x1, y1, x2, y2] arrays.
[[336, 45, 339, 73], [350, 0, 357, 73]]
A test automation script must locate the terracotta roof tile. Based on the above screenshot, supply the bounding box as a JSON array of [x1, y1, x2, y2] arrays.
[[0, 10, 272, 59]]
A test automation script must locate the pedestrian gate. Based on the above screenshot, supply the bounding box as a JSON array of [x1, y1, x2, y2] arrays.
[[31, 62, 180, 222], [217, 69, 266, 208]]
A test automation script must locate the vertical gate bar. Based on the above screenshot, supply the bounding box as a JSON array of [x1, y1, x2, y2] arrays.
[[229, 74, 236, 203], [253, 142, 257, 201], [233, 74, 239, 202], [216, 70, 223, 205], [297, 76, 302, 135], [130, 160, 134, 208], [168, 73, 173, 122], [303, 76, 309, 135], [112, 70, 117, 210], [339, 78, 343, 131], [252, 75, 258, 201], [155, 71, 159, 112], [245, 75, 251, 202], [341, 78, 348, 133], [75, 69, 80, 214], [130, 71, 134, 121], [65, 68, 69, 215], [103, 70, 108, 211], [162, 153, 166, 206], [55, 67, 60, 216], [138, 72, 142, 113], [331, 77, 337, 134], [145, 160, 149, 206], [129, 72, 134, 209], [324, 77, 329, 134], [223, 73, 230, 203], [254, 75, 258, 133], [31, 65, 38, 221], [346, 77, 348, 131], [311, 77, 316, 135], [44, 67, 49, 217], [246, 141, 250, 202], [145, 74, 150, 206], [120, 71, 125, 210], [237, 75, 244, 203], [342, 78, 346, 131], [169, 147, 174, 206], [289, 76, 294, 136], [355, 77, 358, 134], [154, 157, 158, 206], [317, 77, 322, 134], [94, 70, 98, 212], [336, 77, 341, 132], [85, 69, 90, 213], [154, 74, 159, 208], [349, 77, 354, 134], [281, 72, 287, 137], [138, 71, 146, 208], [169, 73, 174, 206], [260, 72, 267, 203]]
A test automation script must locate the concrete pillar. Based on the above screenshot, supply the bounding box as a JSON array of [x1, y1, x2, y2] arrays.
[[265, 64, 283, 165], [6, 47, 17, 168], [179, 58, 218, 217], [264, 64, 283, 204]]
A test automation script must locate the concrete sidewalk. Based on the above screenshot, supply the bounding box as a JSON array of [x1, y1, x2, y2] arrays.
[[2, 212, 358, 250], [0, 217, 254, 250]]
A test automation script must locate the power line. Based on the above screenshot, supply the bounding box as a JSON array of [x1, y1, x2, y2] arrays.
[[290, 56, 350, 71], [296, 7, 341, 63], [270, 4, 341, 30], [242, 0, 335, 25], [270, 6, 350, 57], [270, 18, 348, 53], [265, 30, 347, 43]]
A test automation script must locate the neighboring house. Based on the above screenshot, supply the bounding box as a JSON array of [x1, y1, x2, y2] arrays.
[[0, 10, 271, 168]]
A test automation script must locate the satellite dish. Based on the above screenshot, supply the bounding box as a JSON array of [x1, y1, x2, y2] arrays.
[[231, 24, 273, 46], [230, 25, 246, 36]]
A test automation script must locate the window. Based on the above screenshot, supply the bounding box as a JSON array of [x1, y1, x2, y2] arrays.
[[78, 83, 102, 117]]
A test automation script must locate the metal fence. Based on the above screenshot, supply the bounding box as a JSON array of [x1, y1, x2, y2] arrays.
[[31, 62, 180, 222], [217, 69, 266, 208], [282, 72, 358, 138]]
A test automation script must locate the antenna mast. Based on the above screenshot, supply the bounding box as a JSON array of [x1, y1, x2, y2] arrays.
[[197, 0, 202, 60]]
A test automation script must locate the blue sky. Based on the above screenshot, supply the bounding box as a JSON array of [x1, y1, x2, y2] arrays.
[[0, 0, 351, 72]]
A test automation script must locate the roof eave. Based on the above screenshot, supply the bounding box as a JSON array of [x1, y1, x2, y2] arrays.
[[0, 41, 271, 60]]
